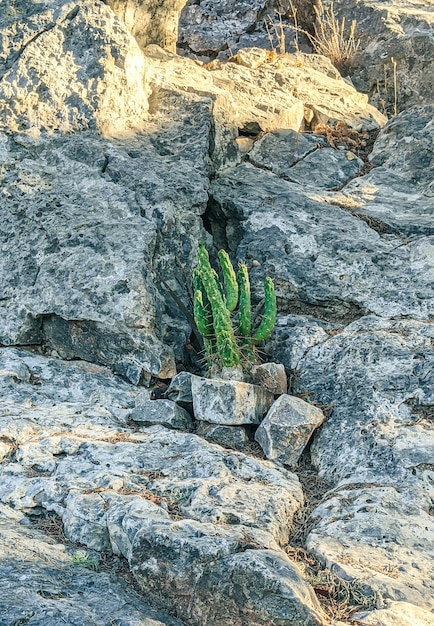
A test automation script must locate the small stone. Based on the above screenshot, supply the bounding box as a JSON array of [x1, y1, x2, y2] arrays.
[[164, 372, 193, 405], [130, 399, 192, 430], [235, 136, 254, 154], [218, 366, 246, 382], [191, 375, 274, 425], [255, 394, 325, 465], [196, 421, 249, 450], [233, 47, 269, 69], [252, 362, 287, 395]]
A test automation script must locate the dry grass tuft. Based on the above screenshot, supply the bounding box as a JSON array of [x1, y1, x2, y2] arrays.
[[286, 452, 378, 621], [307, 1, 360, 72], [285, 545, 378, 621]]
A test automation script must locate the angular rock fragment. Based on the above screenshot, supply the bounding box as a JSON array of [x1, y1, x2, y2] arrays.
[[191, 375, 275, 425], [255, 394, 325, 465], [196, 421, 249, 450], [164, 371, 194, 407], [251, 362, 287, 395], [130, 399, 193, 430]]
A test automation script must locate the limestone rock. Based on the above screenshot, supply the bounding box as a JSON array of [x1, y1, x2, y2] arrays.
[[207, 49, 385, 132], [209, 157, 434, 321], [164, 371, 193, 406], [191, 375, 275, 425], [251, 362, 288, 395], [249, 130, 363, 190], [255, 394, 325, 465], [196, 421, 249, 450], [289, 316, 434, 611], [249, 129, 328, 173], [130, 399, 193, 430], [0, 0, 149, 136], [179, 0, 269, 58], [0, 348, 337, 625], [340, 105, 434, 237], [131, 531, 326, 625], [162, 371, 194, 414], [0, 126, 205, 383], [355, 601, 434, 626], [106, 0, 188, 52]]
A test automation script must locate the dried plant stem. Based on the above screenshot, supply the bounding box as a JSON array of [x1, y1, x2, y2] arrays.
[[303, 1, 360, 72]]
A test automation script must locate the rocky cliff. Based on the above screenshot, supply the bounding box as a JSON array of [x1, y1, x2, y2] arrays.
[[0, 1, 433, 625]]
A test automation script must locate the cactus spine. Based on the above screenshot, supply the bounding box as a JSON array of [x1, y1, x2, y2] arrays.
[[193, 245, 277, 374]]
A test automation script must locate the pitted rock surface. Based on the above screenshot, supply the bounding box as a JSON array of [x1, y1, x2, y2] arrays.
[[275, 316, 434, 612], [0, 348, 327, 625]]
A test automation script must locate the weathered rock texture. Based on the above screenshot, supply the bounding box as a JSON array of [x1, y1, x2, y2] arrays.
[[0, 505, 183, 626], [191, 375, 275, 425], [270, 315, 434, 617], [1, 1, 434, 624], [106, 0, 189, 52], [0, 2, 387, 386], [209, 110, 434, 322]]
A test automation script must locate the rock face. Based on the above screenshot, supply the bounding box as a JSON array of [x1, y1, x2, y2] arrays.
[[342, 104, 434, 236], [0, 2, 387, 385], [179, 0, 270, 59], [106, 0, 189, 52], [209, 111, 434, 322], [273, 317, 434, 616], [0, 0, 210, 383], [1, 1, 434, 625]]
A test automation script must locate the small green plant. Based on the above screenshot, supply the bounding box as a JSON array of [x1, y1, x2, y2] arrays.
[[71, 549, 99, 570], [193, 244, 277, 374]]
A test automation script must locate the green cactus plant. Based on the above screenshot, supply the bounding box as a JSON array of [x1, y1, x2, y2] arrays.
[[193, 244, 277, 375]]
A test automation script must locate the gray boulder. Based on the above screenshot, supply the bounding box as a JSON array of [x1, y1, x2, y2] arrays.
[[209, 142, 433, 321], [330, 0, 434, 112], [0, 347, 331, 626], [341, 105, 434, 236], [179, 0, 269, 58], [280, 316, 434, 611], [0, 1, 212, 382], [131, 529, 325, 625], [255, 394, 325, 465]]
